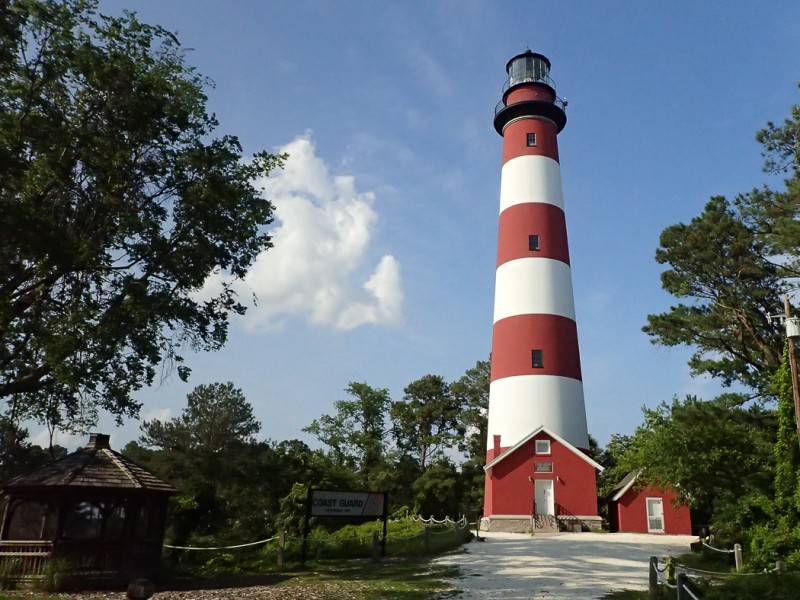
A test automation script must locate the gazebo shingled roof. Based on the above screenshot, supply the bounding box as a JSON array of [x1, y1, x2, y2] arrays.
[[4, 433, 176, 493]]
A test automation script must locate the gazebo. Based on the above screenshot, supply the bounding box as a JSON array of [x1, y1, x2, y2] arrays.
[[0, 433, 175, 584]]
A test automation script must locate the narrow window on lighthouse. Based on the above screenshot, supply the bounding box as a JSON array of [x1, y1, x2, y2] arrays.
[[531, 349, 544, 368], [526, 132, 537, 147], [529, 235, 540, 251]]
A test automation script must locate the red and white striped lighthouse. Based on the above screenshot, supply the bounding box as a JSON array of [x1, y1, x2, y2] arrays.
[[483, 51, 601, 531]]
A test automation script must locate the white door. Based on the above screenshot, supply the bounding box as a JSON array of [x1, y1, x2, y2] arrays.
[[534, 479, 554, 516], [646, 497, 665, 533]]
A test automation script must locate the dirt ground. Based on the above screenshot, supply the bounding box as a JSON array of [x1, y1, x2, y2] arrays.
[[434, 530, 695, 599]]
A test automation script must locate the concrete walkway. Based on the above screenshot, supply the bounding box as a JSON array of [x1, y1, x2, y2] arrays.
[[435, 531, 695, 599]]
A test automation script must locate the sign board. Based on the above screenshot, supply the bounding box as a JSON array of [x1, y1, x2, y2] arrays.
[[303, 488, 389, 564], [534, 462, 553, 473], [309, 490, 386, 517]]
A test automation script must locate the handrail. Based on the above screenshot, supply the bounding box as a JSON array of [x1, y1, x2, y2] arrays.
[[495, 95, 567, 119]]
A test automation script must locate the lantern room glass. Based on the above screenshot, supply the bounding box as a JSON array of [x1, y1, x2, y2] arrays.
[[508, 54, 550, 87]]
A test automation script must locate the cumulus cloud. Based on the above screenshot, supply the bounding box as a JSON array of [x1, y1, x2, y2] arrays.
[[203, 135, 403, 331]]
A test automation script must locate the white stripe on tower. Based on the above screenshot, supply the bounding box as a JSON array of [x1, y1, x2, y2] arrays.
[[486, 50, 589, 453]]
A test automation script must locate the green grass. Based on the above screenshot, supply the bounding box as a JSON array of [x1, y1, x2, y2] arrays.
[[601, 591, 648, 600]]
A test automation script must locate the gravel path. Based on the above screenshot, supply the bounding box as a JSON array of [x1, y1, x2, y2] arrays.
[[434, 531, 695, 599]]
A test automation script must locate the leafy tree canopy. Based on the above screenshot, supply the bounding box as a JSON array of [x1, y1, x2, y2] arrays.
[[391, 374, 464, 471], [619, 395, 776, 516], [303, 381, 391, 480], [0, 0, 283, 428], [645, 93, 799, 396]]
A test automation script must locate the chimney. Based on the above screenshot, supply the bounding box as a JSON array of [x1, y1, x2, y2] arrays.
[[493, 434, 501, 455], [86, 433, 111, 450]]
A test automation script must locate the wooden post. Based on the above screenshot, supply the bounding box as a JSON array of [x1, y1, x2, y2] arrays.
[[648, 556, 659, 600], [277, 531, 285, 571], [371, 531, 380, 563], [776, 560, 786, 574], [676, 572, 688, 600], [784, 296, 800, 452], [734, 543, 742, 572]]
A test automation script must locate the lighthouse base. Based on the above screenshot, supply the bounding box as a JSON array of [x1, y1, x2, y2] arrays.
[[480, 514, 603, 533]]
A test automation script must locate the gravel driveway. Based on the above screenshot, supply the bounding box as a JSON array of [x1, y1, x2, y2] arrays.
[[434, 531, 695, 599]]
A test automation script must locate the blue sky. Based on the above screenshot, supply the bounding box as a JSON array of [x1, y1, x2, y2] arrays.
[[37, 1, 800, 450]]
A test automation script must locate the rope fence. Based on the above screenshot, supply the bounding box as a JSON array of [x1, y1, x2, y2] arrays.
[[649, 551, 788, 599], [162, 514, 472, 572]]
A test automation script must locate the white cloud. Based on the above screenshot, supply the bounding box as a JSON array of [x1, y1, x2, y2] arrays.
[[203, 134, 404, 331]]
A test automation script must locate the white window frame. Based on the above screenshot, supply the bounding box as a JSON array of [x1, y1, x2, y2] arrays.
[[535, 439, 551, 455]]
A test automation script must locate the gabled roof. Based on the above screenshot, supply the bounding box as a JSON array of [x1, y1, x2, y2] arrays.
[[483, 425, 604, 473], [3, 433, 176, 494], [609, 470, 640, 502]]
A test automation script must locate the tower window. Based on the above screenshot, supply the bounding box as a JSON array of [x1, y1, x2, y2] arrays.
[[526, 132, 537, 147], [529, 235, 540, 251], [532, 349, 543, 368]]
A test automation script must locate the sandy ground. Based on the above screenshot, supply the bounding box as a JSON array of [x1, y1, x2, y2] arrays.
[[435, 531, 695, 599]]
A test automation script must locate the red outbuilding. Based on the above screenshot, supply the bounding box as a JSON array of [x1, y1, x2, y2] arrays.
[[607, 471, 692, 535], [483, 425, 603, 532]]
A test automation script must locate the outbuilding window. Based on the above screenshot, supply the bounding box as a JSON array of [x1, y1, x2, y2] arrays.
[[535, 439, 551, 455]]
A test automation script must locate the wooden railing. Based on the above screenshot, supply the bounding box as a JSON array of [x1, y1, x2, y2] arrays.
[[0, 541, 53, 578]]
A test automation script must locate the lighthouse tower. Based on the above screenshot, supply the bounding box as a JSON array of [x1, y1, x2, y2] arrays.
[[482, 51, 602, 532]]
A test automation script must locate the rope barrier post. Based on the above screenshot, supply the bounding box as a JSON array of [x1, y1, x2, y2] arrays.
[[277, 531, 285, 571], [776, 560, 786, 574], [648, 556, 659, 600], [734, 543, 742, 572], [676, 572, 688, 600]]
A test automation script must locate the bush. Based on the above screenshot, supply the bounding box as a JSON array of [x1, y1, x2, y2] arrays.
[[696, 573, 800, 599], [747, 519, 800, 571]]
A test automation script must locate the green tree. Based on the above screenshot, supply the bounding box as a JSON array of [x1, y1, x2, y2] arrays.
[[450, 357, 490, 513], [391, 374, 463, 471], [0, 417, 66, 482], [303, 381, 391, 485], [0, 0, 284, 427], [594, 433, 634, 501], [739, 344, 800, 570], [135, 382, 265, 544], [643, 196, 784, 395], [451, 358, 490, 462], [645, 94, 800, 396]]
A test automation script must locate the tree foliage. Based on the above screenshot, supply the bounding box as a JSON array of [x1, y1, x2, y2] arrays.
[[391, 374, 463, 471], [619, 395, 776, 517], [645, 93, 800, 396], [0, 0, 283, 426], [135, 382, 265, 544], [450, 357, 490, 512], [303, 381, 391, 484]]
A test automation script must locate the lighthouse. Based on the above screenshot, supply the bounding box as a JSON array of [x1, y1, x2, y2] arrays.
[[482, 51, 602, 532]]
